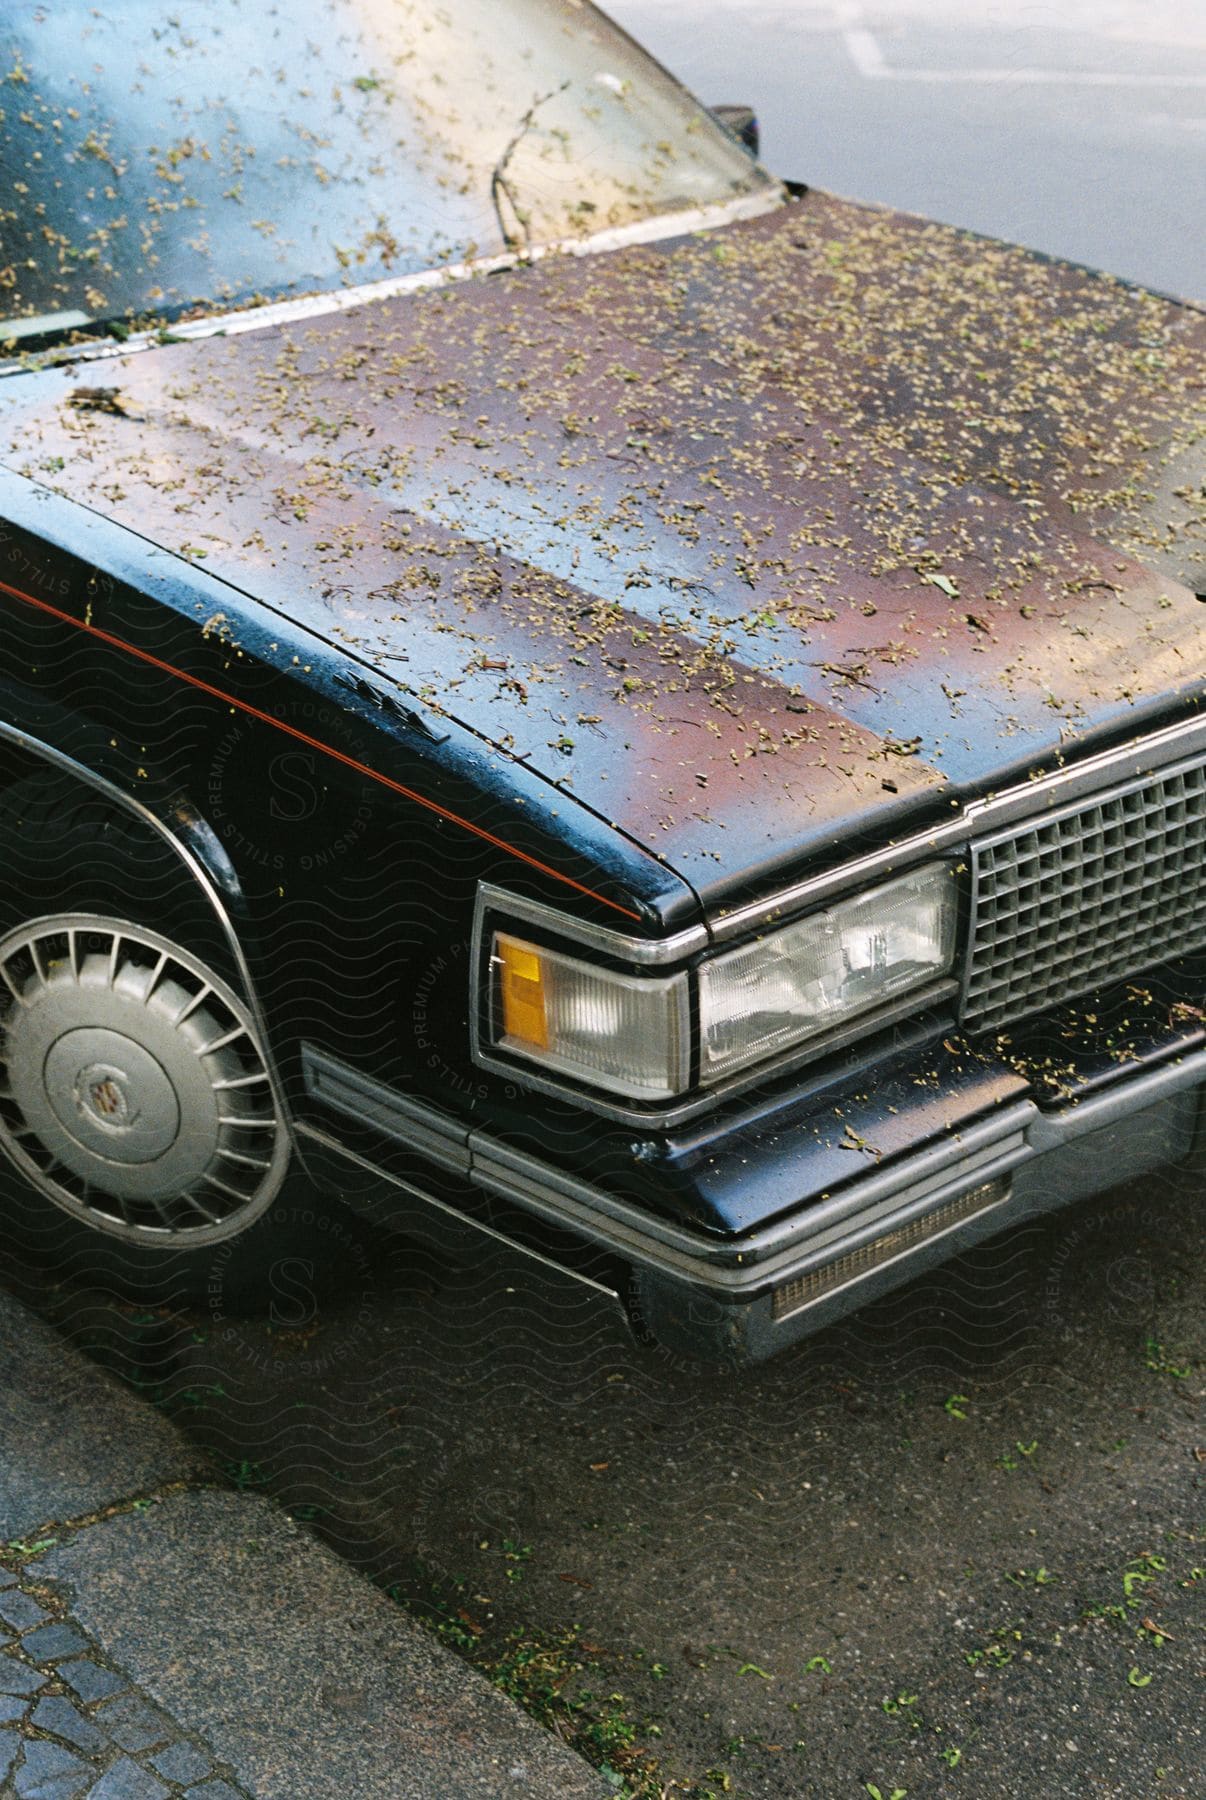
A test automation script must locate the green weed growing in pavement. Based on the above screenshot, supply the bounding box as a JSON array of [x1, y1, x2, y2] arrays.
[[702, 1770, 733, 1794], [1082, 1602, 1128, 1625], [175, 1383, 226, 1409], [1143, 1338, 1190, 1378], [491, 1626, 667, 1794], [389, 1561, 673, 1797], [501, 1538, 533, 1583], [223, 1458, 268, 1491], [965, 1620, 1024, 1669], [1123, 1552, 1166, 1601], [396, 1576, 481, 1656], [880, 1691, 923, 1733], [1005, 1566, 1056, 1587], [1082, 1549, 1176, 1647]]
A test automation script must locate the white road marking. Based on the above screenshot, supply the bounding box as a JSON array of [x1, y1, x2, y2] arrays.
[[835, 0, 1206, 86]]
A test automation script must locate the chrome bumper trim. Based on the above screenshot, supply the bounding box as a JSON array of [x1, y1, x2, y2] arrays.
[[467, 1104, 1032, 1295], [301, 1043, 470, 1173], [294, 1120, 621, 1301], [304, 1034, 1206, 1307]]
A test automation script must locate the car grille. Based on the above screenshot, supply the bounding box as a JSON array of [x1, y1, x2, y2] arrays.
[[960, 754, 1206, 1033]]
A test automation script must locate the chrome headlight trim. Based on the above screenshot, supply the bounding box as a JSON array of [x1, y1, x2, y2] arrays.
[[470, 877, 960, 1125]]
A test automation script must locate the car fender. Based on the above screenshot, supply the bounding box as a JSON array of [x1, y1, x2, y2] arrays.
[[0, 683, 282, 1050]]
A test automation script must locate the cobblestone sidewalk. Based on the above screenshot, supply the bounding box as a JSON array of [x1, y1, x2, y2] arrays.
[[1, 1562, 249, 1800]]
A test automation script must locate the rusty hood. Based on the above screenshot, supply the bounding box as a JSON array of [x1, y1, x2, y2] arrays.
[[1, 189, 1204, 912]]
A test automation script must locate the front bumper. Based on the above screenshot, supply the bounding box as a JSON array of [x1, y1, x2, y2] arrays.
[[628, 1049, 1206, 1360], [299, 1026, 1206, 1363]]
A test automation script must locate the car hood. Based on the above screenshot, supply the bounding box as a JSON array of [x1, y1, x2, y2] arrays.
[[2, 189, 1204, 914]]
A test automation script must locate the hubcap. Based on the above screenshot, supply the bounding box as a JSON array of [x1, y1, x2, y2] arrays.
[[0, 916, 289, 1244], [45, 1030, 180, 1162]]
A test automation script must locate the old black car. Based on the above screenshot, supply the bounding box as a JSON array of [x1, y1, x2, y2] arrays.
[[0, 0, 1203, 1360]]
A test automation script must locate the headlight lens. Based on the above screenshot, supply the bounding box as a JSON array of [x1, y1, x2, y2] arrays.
[[489, 932, 690, 1099], [698, 863, 957, 1083]]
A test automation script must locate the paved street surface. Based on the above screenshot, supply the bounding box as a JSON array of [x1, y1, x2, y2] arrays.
[[5, 1155, 1202, 1799], [608, 1, 1206, 300]]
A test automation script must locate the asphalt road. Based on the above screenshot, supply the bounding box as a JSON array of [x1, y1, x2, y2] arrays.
[[607, 0, 1206, 301], [6, 1152, 1203, 1799]]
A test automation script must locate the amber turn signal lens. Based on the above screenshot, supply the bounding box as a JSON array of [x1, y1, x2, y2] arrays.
[[496, 935, 550, 1050], [488, 928, 690, 1100]]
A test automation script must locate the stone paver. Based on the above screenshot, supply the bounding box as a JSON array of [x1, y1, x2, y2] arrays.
[[0, 1730, 22, 1782], [0, 1562, 253, 1800], [22, 1626, 90, 1664], [93, 1698, 175, 1757], [29, 1696, 106, 1755], [144, 1748, 210, 1787], [86, 1759, 170, 1800], [0, 1592, 49, 1633], [57, 1664, 128, 1706]]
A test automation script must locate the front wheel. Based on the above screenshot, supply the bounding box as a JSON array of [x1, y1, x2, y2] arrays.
[[0, 909, 330, 1306]]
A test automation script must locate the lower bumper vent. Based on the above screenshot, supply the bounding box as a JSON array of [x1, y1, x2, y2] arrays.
[[771, 1176, 1012, 1322]]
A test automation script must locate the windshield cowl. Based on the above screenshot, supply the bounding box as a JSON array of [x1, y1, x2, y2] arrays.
[[0, 183, 784, 376]]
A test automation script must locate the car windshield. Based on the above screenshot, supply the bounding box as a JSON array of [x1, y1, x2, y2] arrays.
[[0, 0, 777, 348]]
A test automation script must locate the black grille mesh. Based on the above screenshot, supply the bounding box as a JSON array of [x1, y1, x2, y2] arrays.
[[962, 758, 1206, 1032]]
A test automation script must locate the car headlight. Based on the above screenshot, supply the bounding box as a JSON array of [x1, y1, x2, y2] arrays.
[[489, 932, 690, 1100], [697, 863, 957, 1083], [481, 862, 957, 1108]]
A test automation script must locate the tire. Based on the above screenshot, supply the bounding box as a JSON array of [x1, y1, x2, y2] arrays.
[[0, 770, 343, 1307]]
